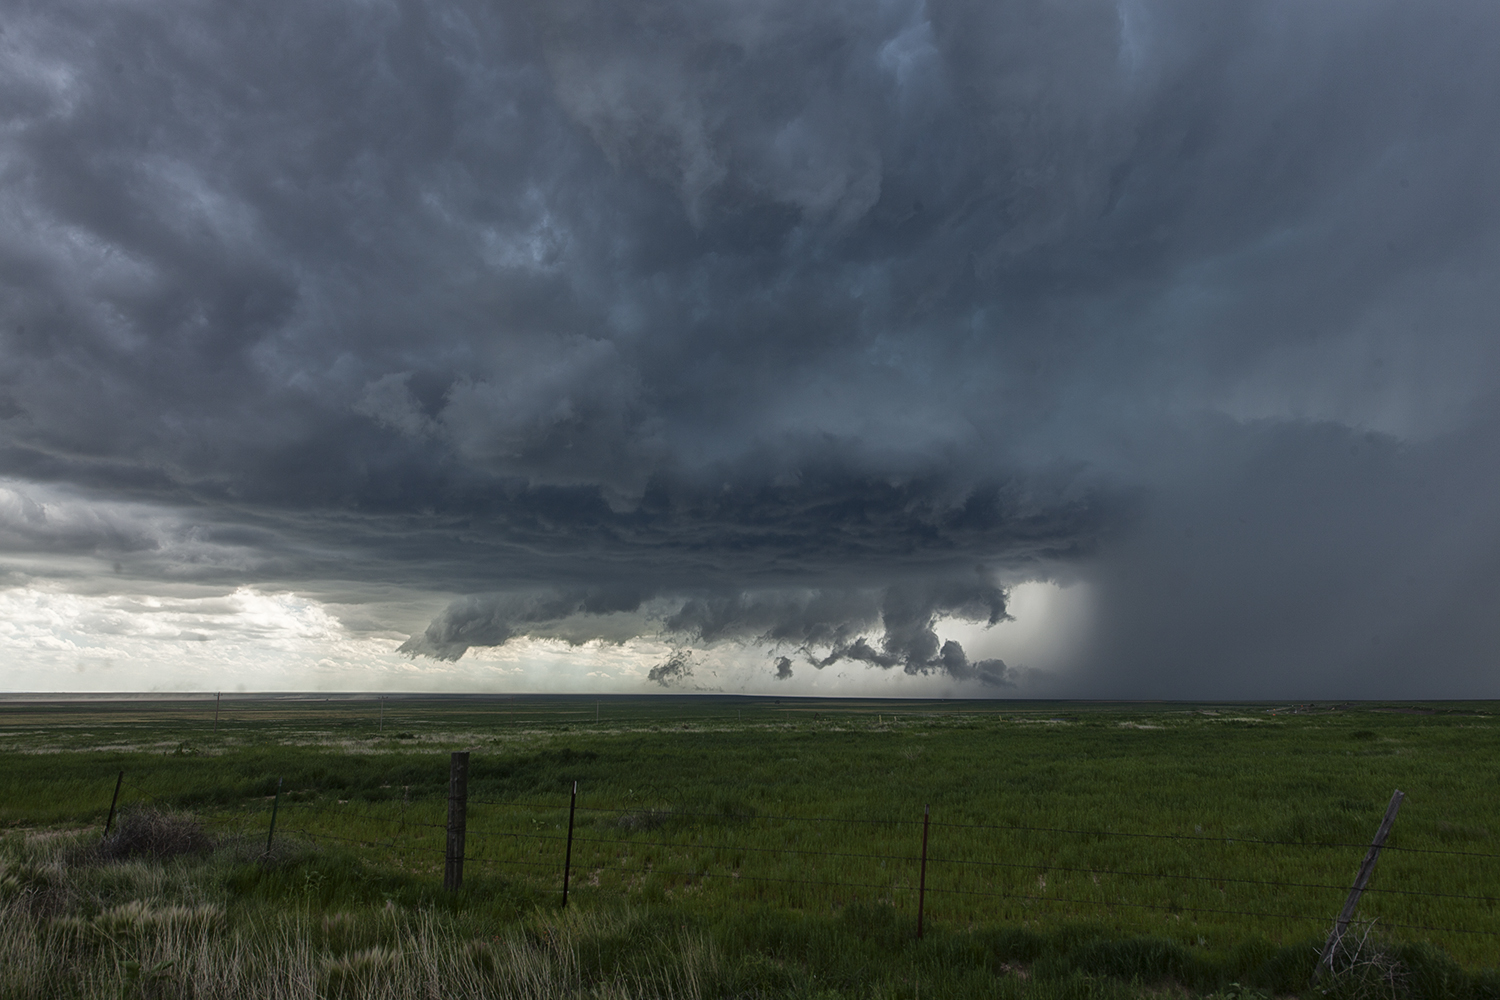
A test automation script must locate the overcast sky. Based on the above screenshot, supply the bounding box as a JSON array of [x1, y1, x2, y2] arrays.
[[2, 0, 1498, 697]]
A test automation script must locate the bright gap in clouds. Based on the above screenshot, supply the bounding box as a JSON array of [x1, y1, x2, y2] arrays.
[[934, 581, 1094, 692], [0, 586, 405, 693], [0, 581, 1089, 696]]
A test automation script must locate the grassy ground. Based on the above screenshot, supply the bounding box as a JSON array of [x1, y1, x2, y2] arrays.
[[2, 694, 1498, 998]]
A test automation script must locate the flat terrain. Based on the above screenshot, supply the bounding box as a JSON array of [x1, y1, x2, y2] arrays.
[[2, 694, 1497, 998]]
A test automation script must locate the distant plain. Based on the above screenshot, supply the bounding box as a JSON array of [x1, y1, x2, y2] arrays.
[[2, 694, 1497, 998]]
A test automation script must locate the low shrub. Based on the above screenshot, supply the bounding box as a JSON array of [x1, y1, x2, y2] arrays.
[[97, 807, 213, 863]]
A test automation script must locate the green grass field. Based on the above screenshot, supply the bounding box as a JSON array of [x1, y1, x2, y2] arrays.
[[2, 694, 1497, 999]]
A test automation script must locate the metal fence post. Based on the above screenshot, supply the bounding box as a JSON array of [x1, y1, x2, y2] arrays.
[[103, 771, 124, 839], [444, 752, 470, 891], [562, 780, 578, 907], [264, 777, 283, 857], [917, 804, 930, 939]]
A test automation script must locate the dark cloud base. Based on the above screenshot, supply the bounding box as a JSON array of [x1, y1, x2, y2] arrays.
[[3, 0, 1500, 695], [400, 578, 1015, 687]]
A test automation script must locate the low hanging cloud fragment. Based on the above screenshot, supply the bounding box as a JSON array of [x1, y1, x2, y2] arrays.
[[803, 584, 1012, 685], [647, 650, 694, 687], [397, 587, 647, 660], [401, 577, 1014, 686]]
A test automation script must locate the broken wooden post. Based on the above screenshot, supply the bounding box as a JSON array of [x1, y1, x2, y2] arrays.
[[1313, 789, 1405, 982]]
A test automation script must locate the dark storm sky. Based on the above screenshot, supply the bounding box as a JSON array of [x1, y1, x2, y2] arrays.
[[3, 0, 1499, 696]]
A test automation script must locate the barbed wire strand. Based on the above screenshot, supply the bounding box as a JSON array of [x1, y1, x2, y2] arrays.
[[285, 828, 400, 852], [469, 800, 919, 828], [532, 860, 1486, 937], [566, 833, 915, 865], [470, 800, 1500, 860], [914, 884, 1493, 937], [924, 855, 1500, 905], [930, 819, 1392, 854], [463, 825, 571, 844], [461, 856, 567, 872], [551, 861, 913, 896], [484, 831, 1500, 907]]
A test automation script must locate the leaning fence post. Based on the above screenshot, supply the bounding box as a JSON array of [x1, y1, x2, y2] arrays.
[[562, 780, 578, 907], [1313, 789, 1405, 982], [444, 752, 470, 892], [264, 777, 283, 857], [917, 804, 930, 939], [103, 771, 124, 839]]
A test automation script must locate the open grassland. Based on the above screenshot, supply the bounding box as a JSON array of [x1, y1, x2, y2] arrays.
[[2, 694, 1498, 999]]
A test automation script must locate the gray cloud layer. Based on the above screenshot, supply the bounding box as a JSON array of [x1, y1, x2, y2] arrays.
[[3, 0, 1499, 694], [400, 579, 1014, 686]]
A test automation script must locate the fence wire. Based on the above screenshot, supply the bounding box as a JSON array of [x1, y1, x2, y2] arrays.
[[82, 770, 1498, 948]]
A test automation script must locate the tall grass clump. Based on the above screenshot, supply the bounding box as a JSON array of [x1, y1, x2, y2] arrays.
[[96, 806, 215, 863], [0, 826, 740, 1000]]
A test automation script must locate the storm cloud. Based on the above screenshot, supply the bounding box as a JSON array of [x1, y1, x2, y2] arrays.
[[403, 577, 1014, 685], [2, 0, 1499, 695]]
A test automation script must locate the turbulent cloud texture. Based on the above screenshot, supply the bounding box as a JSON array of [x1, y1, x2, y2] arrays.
[[2, 0, 1500, 694]]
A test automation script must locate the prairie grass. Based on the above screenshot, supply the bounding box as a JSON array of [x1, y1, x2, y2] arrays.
[[2, 695, 1498, 998], [1, 825, 1210, 1000]]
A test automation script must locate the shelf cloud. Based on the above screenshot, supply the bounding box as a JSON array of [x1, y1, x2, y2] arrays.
[[3, 0, 1499, 696]]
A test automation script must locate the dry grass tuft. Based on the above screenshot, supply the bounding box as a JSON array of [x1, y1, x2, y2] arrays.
[[0, 828, 724, 999], [96, 807, 215, 863], [1317, 920, 1411, 1000]]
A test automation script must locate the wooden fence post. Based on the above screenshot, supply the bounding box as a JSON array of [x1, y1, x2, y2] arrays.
[[562, 781, 578, 907], [1313, 789, 1405, 982], [917, 804, 930, 939], [103, 771, 124, 839], [444, 752, 470, 892], [213, 692, 220, 732]]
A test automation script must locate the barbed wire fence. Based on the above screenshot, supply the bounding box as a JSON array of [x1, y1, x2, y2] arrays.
[[84, 753, 1498, 973]]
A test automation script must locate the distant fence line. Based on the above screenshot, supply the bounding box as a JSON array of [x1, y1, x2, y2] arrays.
[[80, 752, 1499, 975]]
